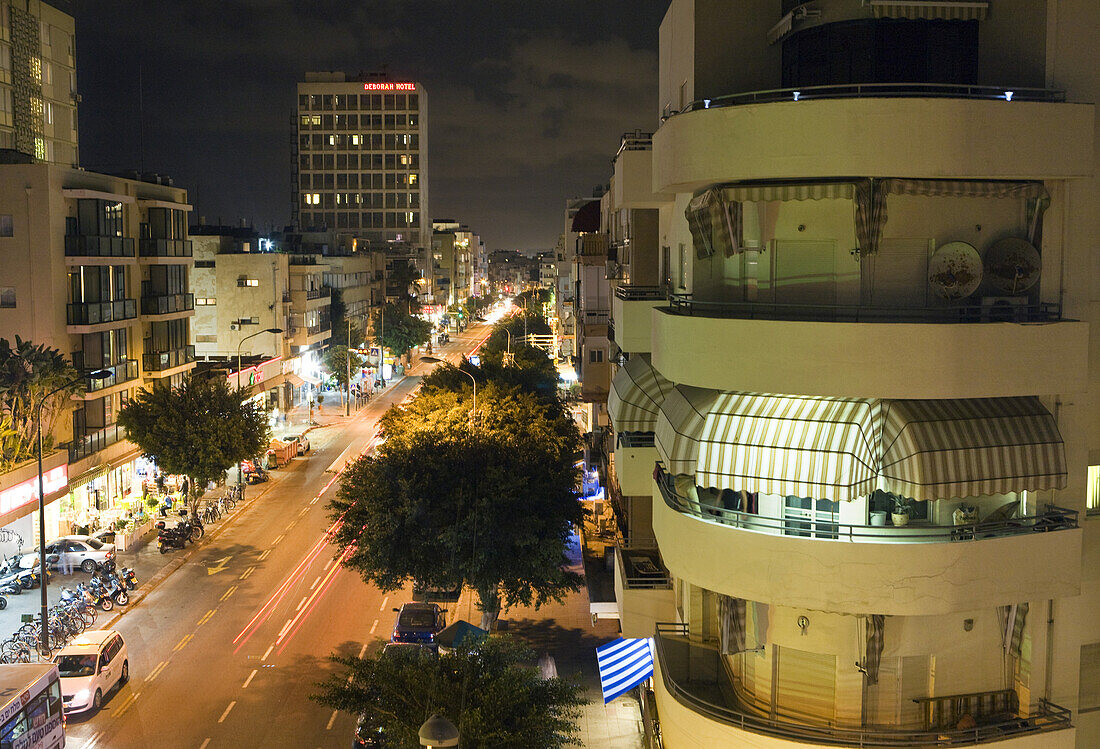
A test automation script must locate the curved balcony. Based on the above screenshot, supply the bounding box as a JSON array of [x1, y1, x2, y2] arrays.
[[653, 89, 1092, 194], [650, 302, 1087, 399], [653, 624, 1075, 749], [612, 286, 664, 354], [651, 469, 1081, 616]]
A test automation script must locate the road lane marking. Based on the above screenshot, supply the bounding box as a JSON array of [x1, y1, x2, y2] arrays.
[[326, 710, 338, 730], [197, 609, 215, 626], [145, 660, 168, 682], [358, 643, 368, 658], [257, 549, 271, 561], [239, 566, 256, 580], [278, 618, 294, 638], [276, 553, 344, 650], [205, 555, 233, 575], [261, 645, 274, 661], [273, 534, 285, 545], [298, 507, 309, 517], [114, 691, 139, 718], [83, 731, 102, 748], [322, 558, 332, 571], [199, 740, 211, 749], [296, 596, 307, 611], [220, 585, 238, 602], [285, 521, 296, 531], [218, 701, 236, 723], [173, 634, 193, 652], [310, 497, 318, 504], [242, 669, 258, 689], [379, 596, 388, 611], [369, 619, 378, 635], [310, 575, 321, 590]]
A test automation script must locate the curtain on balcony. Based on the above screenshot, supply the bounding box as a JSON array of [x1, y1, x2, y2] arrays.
[[868, 1, 990, 21], [717, 595, 746, 655], [998, 603, 1028, 659], [655, 385, 720, 476], [608, 354, 674, 434], [880, 396, 1067, 500], [685, 188, 738, 258], [864, 614, 886, 685], [692, 392, 881, 501]]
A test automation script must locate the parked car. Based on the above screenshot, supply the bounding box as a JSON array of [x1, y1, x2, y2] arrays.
[[390, 602, 446, 645], [21, 536, 115, 573], [53, 629, 129, 714], [281, 433, 310, 455]]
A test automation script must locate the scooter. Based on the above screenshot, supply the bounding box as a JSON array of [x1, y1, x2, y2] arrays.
[[156, 522, 188, 554], [101, 559, 137, 590], [83, 579, 114, 611], [88, 574, 128, 607]]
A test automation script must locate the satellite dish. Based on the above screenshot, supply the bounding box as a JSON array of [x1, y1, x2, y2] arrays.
[[984, 238, 1041, 294], [928, 242, 983, 300]]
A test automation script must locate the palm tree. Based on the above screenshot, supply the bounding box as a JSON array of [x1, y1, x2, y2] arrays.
[[0, 337, 81, 471]]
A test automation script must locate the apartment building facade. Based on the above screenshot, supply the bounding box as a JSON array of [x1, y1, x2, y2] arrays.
[[602, 1, 1100, 747]]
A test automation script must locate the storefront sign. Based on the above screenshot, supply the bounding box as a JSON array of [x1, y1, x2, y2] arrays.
[[0, 465, 68, 515], [362, 82, 415, 91]]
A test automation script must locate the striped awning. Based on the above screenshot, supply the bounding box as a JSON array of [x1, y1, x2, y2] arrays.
[[880, 396, 1067, 500], [868, 1, 989, 21], [597, 638, 654, 704], [693, 392, 881, 501], [655, 386, 720, 476], [720, 179, 857, 204], [608, 355, 674, 434]]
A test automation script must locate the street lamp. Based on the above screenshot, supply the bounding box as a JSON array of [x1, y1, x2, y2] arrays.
[[418, 714, 459, 748], [420, 356, 476, 427], [235, 327, 282, 492], [36, 368, 111, 656]]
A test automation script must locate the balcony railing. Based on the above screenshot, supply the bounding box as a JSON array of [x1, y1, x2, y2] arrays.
[[668, 295, 1064, 324], [615, 129, 654, 159], [306, 324, 329, 336], [84, 360, 139, 392], [66, 299, 137, 326], [582, 310, 610, 325], [654, 623, 1072, 747], [656, 465, 1079, 544], [667, 82, 1066, 119], [615, 285, 666, 301], [138, 238, 192, 258], [305, 287, 331, 300], [618, 432, 655, 448], [140, 293, 194, 315], [616, 543, 672, 590], [64, 235, 135, 258], [143, 345, 196, 372], [68, 424, 127, 463]]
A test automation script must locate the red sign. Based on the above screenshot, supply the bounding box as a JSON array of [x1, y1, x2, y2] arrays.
[[363, 82, 415, 91], [0, 465, 68, 515]]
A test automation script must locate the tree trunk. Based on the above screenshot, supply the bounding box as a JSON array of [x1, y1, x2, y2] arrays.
[[477, 587, 501, 631]]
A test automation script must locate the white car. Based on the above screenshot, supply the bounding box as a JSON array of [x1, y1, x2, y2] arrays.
[[21, 536, 116, 573], [54, 630, 129, 713], [282, 433, 310, 455]]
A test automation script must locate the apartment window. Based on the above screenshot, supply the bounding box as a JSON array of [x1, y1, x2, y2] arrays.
[[195, 297, 216, 306], [0, 214, 12, 236], [237, 278, 260, 287], [589, 349, 604, 364], [1088, 466, 1100, 513], [194, 260, 215, 269], [238, 317, 259, 326], [678, 243, 687, 289], [0, 287, 14, 308]]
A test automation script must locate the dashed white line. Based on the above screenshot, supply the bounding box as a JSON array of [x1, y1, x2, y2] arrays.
[[369, 619, 378, 635], [285, 521, 296, 531], [358, 643, 369, 658], [323, 558, 332, 571], [257, 549, 271, 561], [310, 575, 321, 590], [199, 740, 211, 749], [379, 596, 388, 611], [83, 731, 102, 748], [218, 701, 236, 723], [261, 644, 274, 661], [242, 669, 258, 689], [298, 507, 309, 517], [296, 596, 307, 612], [239, 566, 256, 580], [325, 710, 339, 730], [272, 534, 285, 545], [277, 618, 294, 638]]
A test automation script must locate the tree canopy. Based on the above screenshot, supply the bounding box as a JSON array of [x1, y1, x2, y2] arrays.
[[312, 636, 585, 749], [322, 345, 365, 390], [0, 337, 81, 471], [117, 374, 270, 499], [330, 381, 582, 626], [372, 302, 433, 357]]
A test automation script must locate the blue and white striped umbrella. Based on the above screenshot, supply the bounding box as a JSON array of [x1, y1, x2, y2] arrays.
[[596, 638, 654, 704]]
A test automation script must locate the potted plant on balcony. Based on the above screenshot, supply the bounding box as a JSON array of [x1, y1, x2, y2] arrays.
[[890, 494, 913, 527]]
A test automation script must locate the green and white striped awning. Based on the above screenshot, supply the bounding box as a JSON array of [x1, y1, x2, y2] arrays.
[[880, 397, 1067, 500], [720, 180, 857, 204], [608, 355, 674, 434], [867, 1, 989, 21], [655, 386, 719, 477]]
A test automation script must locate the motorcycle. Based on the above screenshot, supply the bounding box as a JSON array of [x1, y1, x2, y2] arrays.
[[156, 522, 188, 554], [0, 568, 23, 596], [89, 574, 128, 607], [81, 579, 114, 611], [101, 558, 137, 590]]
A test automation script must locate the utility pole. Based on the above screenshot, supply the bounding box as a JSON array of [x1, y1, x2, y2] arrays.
[[345, 318, 351, 416]]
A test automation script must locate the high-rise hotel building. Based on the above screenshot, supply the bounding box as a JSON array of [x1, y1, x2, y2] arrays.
[[0, 0, 78, 166], [293, 72, 429, 247]]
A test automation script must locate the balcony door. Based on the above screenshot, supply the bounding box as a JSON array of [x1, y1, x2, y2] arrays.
[[783, 496, 839, 539], [774, 646, 837, 726]]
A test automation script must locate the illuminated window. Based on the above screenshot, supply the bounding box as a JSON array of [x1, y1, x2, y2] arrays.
[[300, 115, 311, 126], [31, 56, 41, 84], [351, 135, 360, 145], [400, 154, 409, 166], [328, 135, 336, 146], [34, 137, 45, 160], [311, 115, 320, 126], [408, 174, 418, 186], [1088, 466, 1100, 511]]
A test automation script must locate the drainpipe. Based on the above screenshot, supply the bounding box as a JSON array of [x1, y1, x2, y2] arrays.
[[1044, 598, 1055, 702]]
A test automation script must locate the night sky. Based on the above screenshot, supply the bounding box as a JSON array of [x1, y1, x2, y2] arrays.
[[74, 1, 668, 251]]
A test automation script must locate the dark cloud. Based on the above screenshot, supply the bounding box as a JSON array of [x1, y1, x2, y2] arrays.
[[75, 1, 667, 248]]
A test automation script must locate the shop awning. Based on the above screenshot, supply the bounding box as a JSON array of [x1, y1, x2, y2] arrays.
[[720, 180, 857, 204], [655, 386, 720, 476], [868, 1, 989, 21], [69, 463, 109, 489], [880, 396, 1067, 500], [298, 371, 322, 386], [608, 355, 674, 434], [693, 392, 881, 501], [285, 373, 307, 388]]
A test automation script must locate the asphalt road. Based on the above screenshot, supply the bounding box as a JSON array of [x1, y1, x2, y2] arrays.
[[63, 324, 491, 749]]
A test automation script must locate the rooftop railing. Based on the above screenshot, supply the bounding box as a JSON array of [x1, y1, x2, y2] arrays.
[[655, 623, 1072, 747], [655, 465, 1079, 544]]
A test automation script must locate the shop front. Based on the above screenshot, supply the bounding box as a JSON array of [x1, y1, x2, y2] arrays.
[[0, 452, 69, 557]]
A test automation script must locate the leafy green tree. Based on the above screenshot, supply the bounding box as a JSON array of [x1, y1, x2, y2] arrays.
[[387, 257, 422, 314], [322, 345, 365, 391], [117, 374, 270, 506], [331, 381, 583, 628], [371, 302, 433, 357], [312, 636, 585, 749], [0, 337, 81, 471]]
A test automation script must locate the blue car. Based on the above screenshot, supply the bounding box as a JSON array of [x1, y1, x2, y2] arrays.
[[390, 602, 446, 645]]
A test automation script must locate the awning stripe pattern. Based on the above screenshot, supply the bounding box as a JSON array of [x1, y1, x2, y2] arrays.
[[597, 638, 654, 704], [659, 387, 1067, 501], [721, 180, 856, 204], [880, 397, 1067, 500], [608, 355, 674, 434], [655, 386, 719, 476], [694, 392, 881, 501], [685, 188, 737, 258], [869, 1, 989, 21]]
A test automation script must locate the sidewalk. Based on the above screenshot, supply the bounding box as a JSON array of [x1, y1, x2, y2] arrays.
[[448, 532, 645, 748]]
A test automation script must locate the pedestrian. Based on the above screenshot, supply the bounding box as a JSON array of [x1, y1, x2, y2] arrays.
[[59, 549, 72, 576], [181, 476, 190, 500]]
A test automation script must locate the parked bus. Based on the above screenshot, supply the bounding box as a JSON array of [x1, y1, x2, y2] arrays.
[[0, 664, 64, 749]]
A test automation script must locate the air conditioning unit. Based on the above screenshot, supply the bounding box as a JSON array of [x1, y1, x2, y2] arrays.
[[981, 296, 1028, 323], [230, 323, 240, 331]]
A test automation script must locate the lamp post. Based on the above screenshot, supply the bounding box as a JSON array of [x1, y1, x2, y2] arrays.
[[418, 714, 459, 748], [36, 368, 110, 656], [345, 318, 352, 417], [235, 327, 282, 492], [419, 356, 475, 427]]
